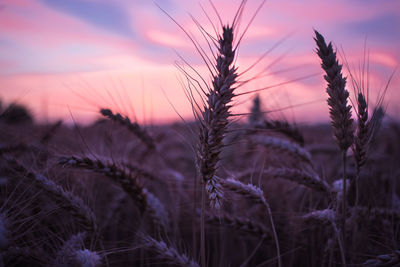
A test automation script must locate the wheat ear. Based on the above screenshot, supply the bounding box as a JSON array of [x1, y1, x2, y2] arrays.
[[315, 30, 354, 253], [59, 156, 169, 230], [197, 25, 237, 209], [363, 251, 400, 266], [353, 92, 369, 172], [74, 249, 102, 267], [100, 108, 155, 150], [9, 159, 97, 234], [303, 209, 346, 266], [59, 155, 147, 213], [261, 167, 331, 193], [248, 95, 304, 144], [53, 232, 86, 265], [196, 24, 237, 267], [205, 212, 271, 238], [262, 120, 305, 146], [252, 135, 312, 164], [352, 103, 385, 206], [221, 178, 281, 267], [141, 235, 199, 267], [314, 30, 354, 152]]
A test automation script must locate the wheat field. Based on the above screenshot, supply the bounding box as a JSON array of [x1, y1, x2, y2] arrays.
[[1, 1, 399, 267]]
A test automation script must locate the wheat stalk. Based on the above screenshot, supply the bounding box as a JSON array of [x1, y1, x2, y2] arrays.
[[59, 156, 169, 230], [197, 24, 237, 209], [221, 178, 281, 267], [353, 92, 369, 172], [315, 30, 354, 255], [252, 135, 312, 164], [261, 167, 331, 193], [145, 189, 170, 231], [100, 108, 155, 151], [352, 103, 385, 206], [314, 30, 354, 152], [101, 193, 126, 230], [221, 178, 266, 205], [141, 235, 199, 267], [249, 95, 304, 145], [9, 159, 97, 234], [53, 232, 86, 266], [303, 209, 346, 266], [205, 212, 271, 238], [363, 251, 400, 266], [261, 120, 305, 146], [195, 23, 237, 267]]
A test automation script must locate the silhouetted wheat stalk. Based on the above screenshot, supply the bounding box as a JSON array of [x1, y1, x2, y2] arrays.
[[351, 91, 386, 205], [315, 30, 354, 259], [100, 108, 155, 151], [197, 24, 236, 209], [196, 23, 237, 267]]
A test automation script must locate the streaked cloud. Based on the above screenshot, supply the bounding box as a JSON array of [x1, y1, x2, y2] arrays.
[[0, 0, 399, 124]]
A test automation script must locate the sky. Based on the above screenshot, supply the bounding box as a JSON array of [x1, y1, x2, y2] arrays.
[[0, 0, 399, 125]]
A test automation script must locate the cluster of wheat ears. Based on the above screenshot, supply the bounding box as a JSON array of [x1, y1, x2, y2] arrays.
[[0, 1, 398, 267]]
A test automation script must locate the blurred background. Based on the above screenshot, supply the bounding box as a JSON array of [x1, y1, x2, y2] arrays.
[[0, 0, 399, 125]]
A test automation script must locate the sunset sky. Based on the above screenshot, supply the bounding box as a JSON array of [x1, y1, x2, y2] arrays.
[[0, 0, 399, 124]]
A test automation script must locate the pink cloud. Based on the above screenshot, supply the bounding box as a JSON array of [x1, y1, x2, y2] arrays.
[[0, 0, 399, 124], [144, 30, 190, 48], [0, 0, 139, 72]]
